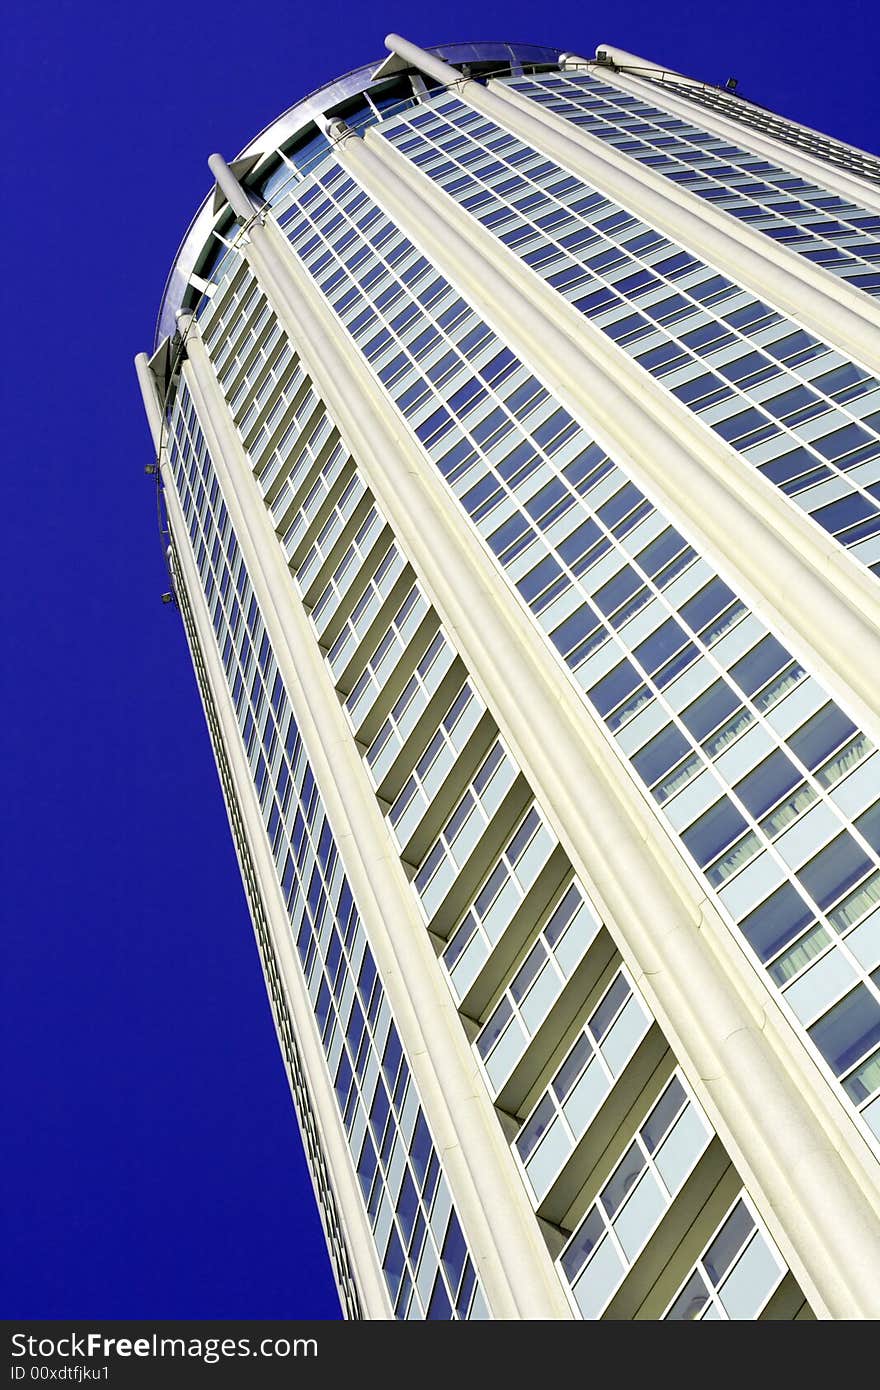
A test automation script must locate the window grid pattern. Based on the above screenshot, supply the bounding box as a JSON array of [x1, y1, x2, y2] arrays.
[[327, 544, 409, 681], [198, 248, 249, 346], [309, 506, 388, 635], [503, 71, 880, 294], [441, 804, 559, 1001], [200, 262, 344, 521], [211, 289, 272, 389], [173, 557, 362, 1320], [295, 472, 368, 591], [475, 880, 605, 1094], [222, 272, 611, 1294], [199, 257, 647, 1316], [413, 738, 520, 922], [276, 158, 880, 1136], [637, 73, 880, 189], [378, 94, 880, 573], [262, 385, 331, 505], [279, 440, 352, 558], [204, 272, 307, 463], [514, 965, 654, 1203], [558, 1071, 713, 1318], [389, 680, 487, 848], [365, 629, 458, 786], [664, 1192, 787, 1319], [262, 362, 675, 1292], [165, 378, 486, 1320], [343, 584, 434, 732], [225, 319, 291, 432]]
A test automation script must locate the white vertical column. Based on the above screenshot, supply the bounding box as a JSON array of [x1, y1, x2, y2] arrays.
[[134, 349, 391, 1320], [203, 170, 880, 1315], [383, 37, 880, 368], [484, 75, 880, 343], [590, 45, 880, 215], [328, 122, 880, 739], [176, 318, 573, 1321]]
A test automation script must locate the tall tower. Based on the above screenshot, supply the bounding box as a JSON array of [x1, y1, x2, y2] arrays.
[[136, 37, 880, 1320]]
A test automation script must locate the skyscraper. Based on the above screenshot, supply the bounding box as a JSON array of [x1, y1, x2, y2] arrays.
[[135, 36, 880, 1319]]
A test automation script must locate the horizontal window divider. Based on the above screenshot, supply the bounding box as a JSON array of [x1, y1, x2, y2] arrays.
[[419, 774, 536, 938], [603, 1143, 734, 1320], [536, 1036, 671, 1230], [345, 615, 444, 746], [759, 1273, 814, 1322], [393, 711, 500, 866], [537, 1215, 569, 1262], [368, 658, 470, 804], [297, 493, 388, 607], [492, 928, 618, 1115], [492, 1102, 523, 1136], [455, 845, 573, 1020]]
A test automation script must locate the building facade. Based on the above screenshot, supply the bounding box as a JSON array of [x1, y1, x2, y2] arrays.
[[135, 37, 880, 1319]]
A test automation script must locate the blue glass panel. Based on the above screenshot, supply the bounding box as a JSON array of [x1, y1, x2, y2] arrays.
[[809, 985, 880, 1075], [742, 884, 815, 962]]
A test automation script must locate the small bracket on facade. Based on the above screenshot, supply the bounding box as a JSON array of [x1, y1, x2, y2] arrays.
[[559, 51, 593, 70], [314, 111, 357, 145], [537, 1218, 568, 1261], [371, 50, 409, 81], [210, 153, 262, 217], [382, 34, 471, 94], [145, 334, 176, 404], [208, 152, 263, 228]]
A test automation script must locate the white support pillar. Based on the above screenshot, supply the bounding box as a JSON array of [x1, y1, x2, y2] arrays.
[[201, 159, 880, 1313], [386, 36, 880, 369], [593, 43, 679, 76], [383, 33, 467, 89], [484, 75, 880, 347], [177, 313, 572, 1321], [134, 349, 392, 1320], [591, 48, 880, 216], [208, 152, 260, 224], [558, 53, 598, 70], [336, 121, 880, 741], [134, 351, 165, 448]]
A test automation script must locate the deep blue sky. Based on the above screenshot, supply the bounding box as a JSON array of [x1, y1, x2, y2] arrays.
[[3, 0, 878, 1321]]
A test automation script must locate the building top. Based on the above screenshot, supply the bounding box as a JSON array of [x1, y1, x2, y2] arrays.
[[155, 41, 562, 345]]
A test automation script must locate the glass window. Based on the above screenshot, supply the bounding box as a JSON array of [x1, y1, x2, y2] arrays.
[[632, 724, 690, 786], [681, 679, 740, 741], [735, 749, 800, 818], [742, 883, 815, 962], [729, 635, 789, 698], [704, 1200, 754, 1285], [682, 797, 749, 868], [790, 703, 857, 771], [809, 984, 880, 1075], [798, 832, 872, 911]]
